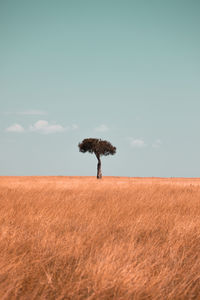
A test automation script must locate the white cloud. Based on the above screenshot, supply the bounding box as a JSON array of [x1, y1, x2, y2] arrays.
[[130, 138, 146, 148], [30, 120, 66, 134], [5, 120, 78, 134], [71, 124, 79, 130], [152, 139, 162, 148], [4, 110, 47, 115], [6, 124, 25, 133], [95, 124, 109, 132]]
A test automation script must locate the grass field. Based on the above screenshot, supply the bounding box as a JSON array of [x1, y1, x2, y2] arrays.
[[1, 176, 200, 299]]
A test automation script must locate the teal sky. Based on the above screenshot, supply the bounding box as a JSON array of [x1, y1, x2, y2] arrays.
[[1, 0, 200, 177]]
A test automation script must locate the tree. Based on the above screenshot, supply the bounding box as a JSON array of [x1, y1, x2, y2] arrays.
[[78, 138, 116, 179]]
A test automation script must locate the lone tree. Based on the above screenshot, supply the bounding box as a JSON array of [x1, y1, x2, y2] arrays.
[[78, 138, 116, 179]]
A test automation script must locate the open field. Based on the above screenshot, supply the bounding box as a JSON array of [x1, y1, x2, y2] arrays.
[[1, 176, 200, 299]]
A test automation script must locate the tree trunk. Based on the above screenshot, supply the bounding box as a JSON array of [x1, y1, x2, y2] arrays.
[[96, 154, 102, 179]]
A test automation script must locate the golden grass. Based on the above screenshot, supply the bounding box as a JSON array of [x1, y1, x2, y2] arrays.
[[1, 176, 200, 299]]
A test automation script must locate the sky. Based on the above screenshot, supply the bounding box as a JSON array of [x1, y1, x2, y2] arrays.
[[1, 0, 200, 177]]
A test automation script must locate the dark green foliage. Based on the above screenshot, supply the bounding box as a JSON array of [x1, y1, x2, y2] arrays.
[[78, 138, 116, 157]]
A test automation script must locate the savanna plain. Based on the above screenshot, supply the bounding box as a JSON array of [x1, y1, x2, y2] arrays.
[[1, 176, 200, 300]]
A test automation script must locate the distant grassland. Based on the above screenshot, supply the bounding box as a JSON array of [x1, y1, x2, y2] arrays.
[[1, 176, 200, 299]]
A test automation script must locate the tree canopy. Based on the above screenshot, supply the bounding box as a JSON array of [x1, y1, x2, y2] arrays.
[[78, 138, 116, 157]]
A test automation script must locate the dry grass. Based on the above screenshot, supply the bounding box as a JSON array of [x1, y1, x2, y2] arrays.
[[1, 176, 200, 299]]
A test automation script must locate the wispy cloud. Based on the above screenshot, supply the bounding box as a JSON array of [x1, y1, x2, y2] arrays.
[[94, 124, 109, 132], [152, 139, 162, 148], [29, 120, 66, 134], [19, 110, 47, 115], [71, 124, 79, 130], [6, 124, 25, 133], [4, 110, 47, 116], [129, 138, 146, 148]]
